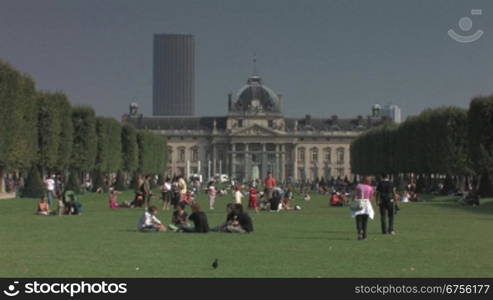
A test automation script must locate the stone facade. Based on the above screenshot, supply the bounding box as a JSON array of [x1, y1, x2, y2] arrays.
[[123, 75, 385, 183]]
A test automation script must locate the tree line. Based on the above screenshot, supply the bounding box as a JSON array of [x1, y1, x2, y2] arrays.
[[351, 98, 493, 196], [0, 60, 167, 196]]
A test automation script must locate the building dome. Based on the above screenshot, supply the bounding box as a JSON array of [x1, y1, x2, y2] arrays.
[[231, 75, 281, 114]]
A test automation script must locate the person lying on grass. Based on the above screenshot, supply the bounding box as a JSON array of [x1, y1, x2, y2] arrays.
[[108, 188, 131, 209], [137, 206, 167, 232]]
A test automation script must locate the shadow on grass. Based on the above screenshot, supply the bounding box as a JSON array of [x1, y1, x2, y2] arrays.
[[429, 198, 493, 216], [291, 236, 352, 241]]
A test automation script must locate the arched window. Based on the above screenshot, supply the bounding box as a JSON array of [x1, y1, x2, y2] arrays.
[[298, 147, 305, 163], [336, 147, 345, 165], [178, 147, 186, 162], [323, 147, 331, 163], [310, 147, 318, 162], [191, 147, 199, 162]]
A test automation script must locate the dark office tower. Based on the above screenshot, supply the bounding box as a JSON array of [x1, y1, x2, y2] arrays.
[[153, 34, 195, 116]]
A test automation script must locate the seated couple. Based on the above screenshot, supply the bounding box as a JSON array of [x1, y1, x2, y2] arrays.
[[138, 203, 209, 233], [36, 191, 82, 216], [168, 203, 209, 233], [211, 203, 254, 233]]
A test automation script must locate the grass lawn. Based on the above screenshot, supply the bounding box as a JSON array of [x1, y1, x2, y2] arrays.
[[0, 190, 492, 278]]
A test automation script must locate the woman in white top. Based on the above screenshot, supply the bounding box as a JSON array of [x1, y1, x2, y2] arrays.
[[234, 185, 244, 204], [161, 177, 172, 211]]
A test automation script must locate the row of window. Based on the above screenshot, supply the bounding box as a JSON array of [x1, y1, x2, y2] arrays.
[[169, 146, 346, 164], [169, 147, 199, 163], [298, 167, 346, 179], [297, 147, 345, 164], [235, 119, 275, 128]]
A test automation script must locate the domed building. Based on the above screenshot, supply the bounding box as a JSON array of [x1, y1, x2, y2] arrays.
[[123, 74, 387, 182]]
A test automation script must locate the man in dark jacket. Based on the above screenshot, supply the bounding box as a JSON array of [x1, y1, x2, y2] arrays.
[[376, 174, 397, 234]]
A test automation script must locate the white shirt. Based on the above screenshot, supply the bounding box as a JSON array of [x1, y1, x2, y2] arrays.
[[45, 178, 55, 191], [138, 211, 162, 229], [234, 190, 244, 204]]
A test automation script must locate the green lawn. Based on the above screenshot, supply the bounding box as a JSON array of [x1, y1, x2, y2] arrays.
[[0, 191, 492, 277]]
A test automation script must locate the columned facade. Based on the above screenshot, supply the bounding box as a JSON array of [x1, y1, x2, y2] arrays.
[[123, 74, 385, 183]]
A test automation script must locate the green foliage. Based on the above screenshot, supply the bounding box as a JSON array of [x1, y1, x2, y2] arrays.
[[54, 93, 73, 172], [121, 124, 139, 173], [478, 173, 493, 197], [0, 59, 165, 195], [115, 170, 127, 190], [157, 174, 164, 185], [129, 171, 140, 192], [0, 60, 38, 172], [92, 169, 105, 192], [468, 96, 493, 185], [351, 107, 471, 177], [37, 92, 62, 172], [137, 130, 167, 175], [70, 106, 97, 172], [66, 171, 81, 194], [468, 96, 493, 195], [22, 166, 44, 198], [95, 117, 122, 173]]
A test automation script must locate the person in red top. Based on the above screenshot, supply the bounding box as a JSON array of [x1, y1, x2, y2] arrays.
[[248, 184, 258, 212], [330, 192, 343, 206], [264, 172, 277, 201]]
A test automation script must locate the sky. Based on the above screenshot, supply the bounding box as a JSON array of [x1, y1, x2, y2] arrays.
[[1, 0, 492, 120]]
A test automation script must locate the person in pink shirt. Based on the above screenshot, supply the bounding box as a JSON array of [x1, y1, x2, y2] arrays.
[[351, 176, 375, 240], [108, 189, 120, 209]]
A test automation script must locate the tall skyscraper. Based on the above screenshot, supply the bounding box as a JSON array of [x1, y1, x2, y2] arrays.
[[153, 34, 195, 116]]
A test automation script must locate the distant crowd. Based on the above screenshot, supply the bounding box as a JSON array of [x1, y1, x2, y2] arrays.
[[32, 170, 481, 241]]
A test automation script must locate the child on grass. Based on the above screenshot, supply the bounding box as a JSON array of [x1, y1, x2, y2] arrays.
[[248, 184, 258, 212], [137, 206, 167, 232]]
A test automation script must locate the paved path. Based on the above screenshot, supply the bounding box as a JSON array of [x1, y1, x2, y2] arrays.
[[0, 192, 16, 200]]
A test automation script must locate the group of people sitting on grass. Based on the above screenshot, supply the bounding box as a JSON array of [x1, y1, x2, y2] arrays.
[[137, 202, 254, 234], [36, 191, 82, 216], [208, 174, 302, 213]]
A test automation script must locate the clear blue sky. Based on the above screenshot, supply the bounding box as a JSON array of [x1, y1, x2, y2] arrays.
[[1, 0, 492, 119]]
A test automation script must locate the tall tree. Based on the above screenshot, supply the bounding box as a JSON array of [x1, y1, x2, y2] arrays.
[[95, 117, 122, 173], [0, 61, 37, 192], [54, 92, 73, 173], [121, 124, 139, 173], [70, 106, 97, 175], [37, 92, 62, 173], [468, 95, 493, 196]]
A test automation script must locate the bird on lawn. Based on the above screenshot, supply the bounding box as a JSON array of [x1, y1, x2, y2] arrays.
[[212, 259, 218, 269]]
